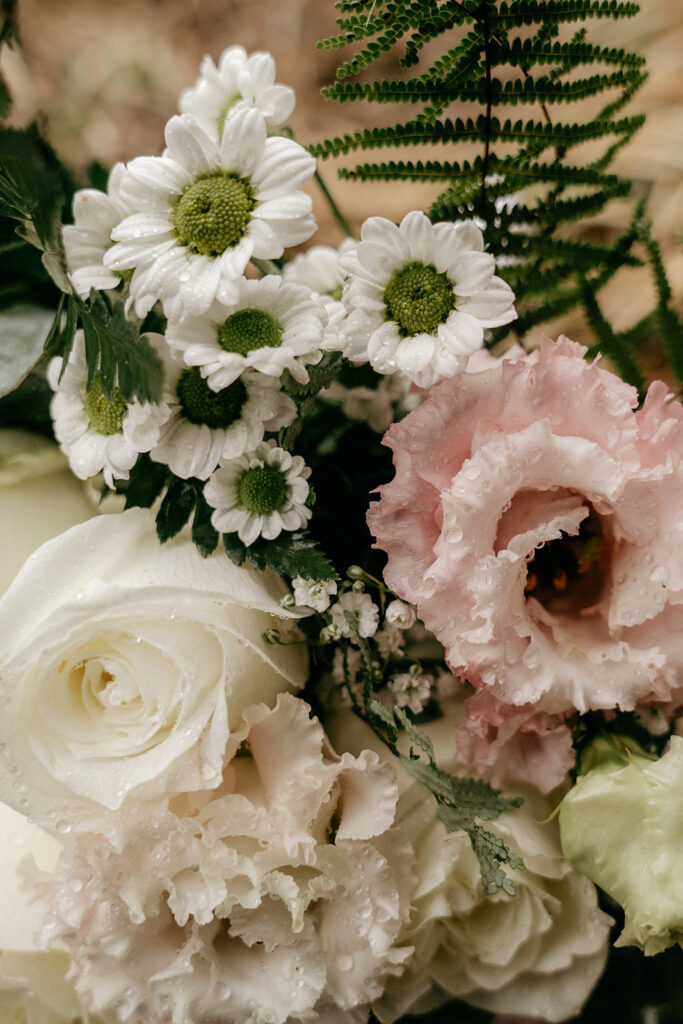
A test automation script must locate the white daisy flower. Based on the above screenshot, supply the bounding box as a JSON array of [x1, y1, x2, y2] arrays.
[[62, 163, 135, 298], [330, 591, 380, 640], [165, 275, 327, 389], [292, 576, 338, 613], [338, 210, 516, 387], [388, 668, 434, 715], [48, 331, 169, 488], [283, 240, 356, 352], [103, 109, 317, 319], [179, 46, 295, 138], [150, 347, 296, 480], [204, 439, 311, 546]]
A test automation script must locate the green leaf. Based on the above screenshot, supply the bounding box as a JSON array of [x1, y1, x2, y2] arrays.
[[398, 754, 457, 805], [75, 292, 164, 403], [155, 477, 197, 543], [191, 490, 219, 557], [0, 304, 55, 396], [368, 699, 399, 739], [124, 453, 170, 510], [246, 531, 338, 582], [0, 124, 70, 291], [223, 531, 247, 566], [394, 707, 436, 762]]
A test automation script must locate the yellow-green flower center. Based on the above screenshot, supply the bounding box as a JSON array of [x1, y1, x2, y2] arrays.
[[237, 464, 288, 514], [84, 376, 127, 435], [383, 260, 456, 337], [172, 172, 256, 257], [217, 308, 283, 357], [177, 367, 247, 429]]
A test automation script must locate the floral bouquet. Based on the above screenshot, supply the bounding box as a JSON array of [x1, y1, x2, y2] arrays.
[[1, 2, 683, 1023]]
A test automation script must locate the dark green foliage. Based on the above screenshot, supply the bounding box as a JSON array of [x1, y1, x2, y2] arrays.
[[124, 453, 337, 578], [0, 124, 165, 404], [124, 453, 171, 510], [243, 531, 338, 581], [316, 1, 683, 388], [0, 124, 71, 291]]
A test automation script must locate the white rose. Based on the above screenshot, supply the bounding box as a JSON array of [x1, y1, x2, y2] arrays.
[[0, 507, 307, 834], [0, 429, 93, 596], [325, 712, 611, 1024], [0, 800, 95, 1024]]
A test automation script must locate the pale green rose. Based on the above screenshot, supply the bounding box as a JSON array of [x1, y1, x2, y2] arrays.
[[0, 429, 93, 596], [559, 733, 683, 956]]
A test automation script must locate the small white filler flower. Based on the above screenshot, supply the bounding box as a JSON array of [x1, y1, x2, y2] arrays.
[[330, 591, 380, 640], [150, 347, 296, 481], [388, 668, 434, 715], [204, 439, 311, 545], [179, 46, 295, 138], [62, 163, 135, 298], [104, 109, 316, 319], [291, 576, 338, 613], [165, 275, 327, 389], [339, 210, 516, 387], [49, 332, 169, 487]]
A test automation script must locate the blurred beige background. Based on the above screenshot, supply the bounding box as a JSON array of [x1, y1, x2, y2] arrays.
[[3, 0, 683, 371]]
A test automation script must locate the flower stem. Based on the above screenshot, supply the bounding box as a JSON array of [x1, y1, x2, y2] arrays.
[[314, 166, 354, 239]]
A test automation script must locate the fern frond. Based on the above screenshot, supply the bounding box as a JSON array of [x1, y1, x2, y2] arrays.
[[315, 0, 683, 387], [490, 1, 640, 27]]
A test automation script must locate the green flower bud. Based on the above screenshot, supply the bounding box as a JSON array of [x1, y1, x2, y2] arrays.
[[559, 733, 683, 956]]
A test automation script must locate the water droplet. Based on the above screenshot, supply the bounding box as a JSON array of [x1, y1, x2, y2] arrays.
[[337, 954, 354, 972]]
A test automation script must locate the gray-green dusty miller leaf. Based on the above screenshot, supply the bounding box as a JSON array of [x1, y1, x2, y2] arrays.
[[0, 304, 54, 396]]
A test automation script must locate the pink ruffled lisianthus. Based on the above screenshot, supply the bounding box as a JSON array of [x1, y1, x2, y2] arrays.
[[454, 691, 575, 795], [369, 337, 683, 716]]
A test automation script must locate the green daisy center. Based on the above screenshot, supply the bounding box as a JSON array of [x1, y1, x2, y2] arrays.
[[383, 260, 456, 337], [84, 375, 127, 435], [177, 367, 247, 429], [237, 464, 288, 514], [172, 172, 256, 257], [217, 308, 284, 357]]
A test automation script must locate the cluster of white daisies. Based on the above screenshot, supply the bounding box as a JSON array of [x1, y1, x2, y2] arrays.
[[53, 45, 516, 547]]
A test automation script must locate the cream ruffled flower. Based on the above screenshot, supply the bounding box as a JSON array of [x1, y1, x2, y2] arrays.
[[325, 712, 611, 1024], [204, 439, 311, 545], [339, 211, 516, 387], [48, 331, 169, 487], [179, 46, 295, 137], [34, 695, 415, 1024], [165, 275, 327, 389], [150, 344, 296, 480], [62, 162, 135, 298], [0, 508, 307, 835], [104, 109, 316, 319], [0, 800, 97, 1024]]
